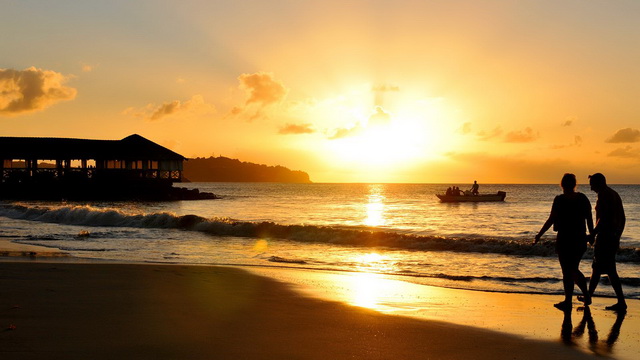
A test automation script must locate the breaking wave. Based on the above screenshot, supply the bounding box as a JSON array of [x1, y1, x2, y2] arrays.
[[2, 203, 639, 263]]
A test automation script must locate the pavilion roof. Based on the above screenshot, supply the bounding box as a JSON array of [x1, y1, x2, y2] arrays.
[[0, 134, 185, 161]]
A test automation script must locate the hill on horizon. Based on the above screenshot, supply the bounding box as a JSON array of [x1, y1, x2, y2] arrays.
[[183, 156, 311, 183]]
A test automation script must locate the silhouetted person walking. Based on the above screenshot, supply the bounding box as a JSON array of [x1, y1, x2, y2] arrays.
[[582, 173, 627, 312], [535, 173, 593, 310]]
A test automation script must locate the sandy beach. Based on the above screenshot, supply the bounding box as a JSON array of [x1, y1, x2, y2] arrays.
[[2, 249, 634, 360]]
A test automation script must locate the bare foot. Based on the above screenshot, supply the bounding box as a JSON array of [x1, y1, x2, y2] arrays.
[[605, 302, 627, 312], [554, 301, 572, 311]]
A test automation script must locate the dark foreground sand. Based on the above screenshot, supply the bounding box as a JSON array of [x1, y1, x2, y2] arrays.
[[0, 261, 602, 360]]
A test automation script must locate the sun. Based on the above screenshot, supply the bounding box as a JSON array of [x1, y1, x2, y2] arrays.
[[327, 110, 438, 169], [308, 85, 464, 182]]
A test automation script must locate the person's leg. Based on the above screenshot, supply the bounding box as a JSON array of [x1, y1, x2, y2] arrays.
[[578, 267, 600, 303], [557, 254, 573, 309], [587, 269, 601, 296], [572, 248, 591, 305], [573, 269, 591, 305], [605, 269, 627, 311]]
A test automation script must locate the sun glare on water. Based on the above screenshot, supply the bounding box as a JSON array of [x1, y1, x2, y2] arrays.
[[364, 184, 386, 227]]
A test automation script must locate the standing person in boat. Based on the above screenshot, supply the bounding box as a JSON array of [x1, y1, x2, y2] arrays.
[[534, 173, 593, 311], [470, 181, 479, 195], [579, 173, 627, 312]]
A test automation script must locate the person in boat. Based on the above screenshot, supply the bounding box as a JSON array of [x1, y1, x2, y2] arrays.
[[579, 173, 627, 312], [445, 187, 453, 196], [534, 173, 593, 311], [453, 186, 462, 196], [470, 181, 479, 195]]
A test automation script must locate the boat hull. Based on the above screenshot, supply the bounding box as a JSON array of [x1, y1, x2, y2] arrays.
[[436, 191, 506, 203]]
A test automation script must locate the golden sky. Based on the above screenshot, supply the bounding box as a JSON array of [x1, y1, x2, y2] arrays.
[[2, 1, 640, 183]]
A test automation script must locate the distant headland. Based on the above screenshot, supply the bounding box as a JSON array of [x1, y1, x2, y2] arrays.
[[183, 156, 312, 183]]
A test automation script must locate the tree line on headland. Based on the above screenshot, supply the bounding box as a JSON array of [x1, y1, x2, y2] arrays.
[[183, 156, 311, 183]]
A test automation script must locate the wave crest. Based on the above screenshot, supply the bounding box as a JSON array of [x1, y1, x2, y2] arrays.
[[2, 203, 639, 262]]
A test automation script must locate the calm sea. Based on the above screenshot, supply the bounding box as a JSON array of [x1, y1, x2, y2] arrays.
[[1, 183, 639, 297]]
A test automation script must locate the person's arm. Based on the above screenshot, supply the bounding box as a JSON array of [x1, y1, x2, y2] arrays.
[[535, 197, 558, 244], [585, 197, 595, 245], [534, 216, 553, 244], [616, 193, 626, 236]]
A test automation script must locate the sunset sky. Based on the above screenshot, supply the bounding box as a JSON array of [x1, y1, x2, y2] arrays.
[[2, 1, 640, 183]]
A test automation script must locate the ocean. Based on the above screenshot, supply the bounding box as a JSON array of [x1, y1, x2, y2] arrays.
[[1, 183, 639, 298]]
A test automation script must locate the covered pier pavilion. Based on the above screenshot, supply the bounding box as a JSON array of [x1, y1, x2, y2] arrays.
[[0, 134, 193, 200]]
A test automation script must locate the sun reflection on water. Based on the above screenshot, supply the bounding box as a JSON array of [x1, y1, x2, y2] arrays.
[[364, 184, 386, 227]]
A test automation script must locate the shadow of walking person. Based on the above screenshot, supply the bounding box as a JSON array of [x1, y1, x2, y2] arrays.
[[602, 310, 626, 354], [560, 306, 626, 356], [561, 306, 597, 346]]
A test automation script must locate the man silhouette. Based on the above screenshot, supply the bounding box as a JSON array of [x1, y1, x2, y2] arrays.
[[581, 173, 627, 311], [470, 181, 479, 195]]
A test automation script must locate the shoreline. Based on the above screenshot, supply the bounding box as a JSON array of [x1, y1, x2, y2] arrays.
[[0, 239, 68, 258], [1, 242, 637, 359]]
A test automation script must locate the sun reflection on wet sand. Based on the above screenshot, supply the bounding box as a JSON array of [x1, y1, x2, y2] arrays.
[[337, 252, 415, 311], [347, 272, 414, 311]]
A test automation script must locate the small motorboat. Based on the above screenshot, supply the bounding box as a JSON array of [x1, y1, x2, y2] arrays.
[[436, 191, 506, 203]]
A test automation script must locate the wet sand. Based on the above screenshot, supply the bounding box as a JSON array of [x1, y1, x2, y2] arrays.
[[0, 259, 609, 360], [250, 267, 639, 359]]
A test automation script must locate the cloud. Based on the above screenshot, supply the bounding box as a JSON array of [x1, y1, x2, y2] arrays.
[[0, 67, 77, 115], [80, 63, 98, 73], [124, 95, 215, 121], [459, 122, 472, 134], [608, 146, 640, 159], [230, 72, 288, 120], [326, 105, 389, 139], [605, 128, 640, 143], [329, 125, 363, 140], [477, 127, 503, 141], [551, 135, 583, 149], [561, 116, 577, 127], [278, 123, 315, 135], [475, 126, 539, 143], [504, 127, 539, 143], [372, 84, 400, 92], [574, 135, 583, 146], [367, 106, 391, 127], [240, 72, 287, 106]]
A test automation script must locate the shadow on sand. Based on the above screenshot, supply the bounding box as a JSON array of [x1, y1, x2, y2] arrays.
[[561, 306, 626, 357]]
